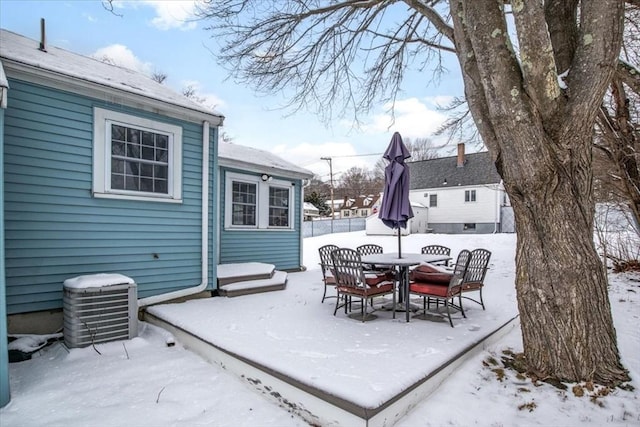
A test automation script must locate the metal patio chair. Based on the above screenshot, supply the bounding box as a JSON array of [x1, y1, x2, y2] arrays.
[[421, 245, 451, 266], [460, 248, 492, 310], [331, 248, 395, 322], [318, 244, 339, 303], [408, 249, 471, 327]]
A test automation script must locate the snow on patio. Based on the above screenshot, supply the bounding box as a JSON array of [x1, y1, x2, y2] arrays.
[[2, 231, 638, 427], [146, 232, 519, 411]]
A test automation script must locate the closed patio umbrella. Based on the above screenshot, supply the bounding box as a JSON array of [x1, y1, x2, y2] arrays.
[[379, 132, 414, 258]]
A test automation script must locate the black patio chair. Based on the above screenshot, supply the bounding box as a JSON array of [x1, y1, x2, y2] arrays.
[[409, 249, 471, 327], [421, 245, 451, 266], [460, 248, 492, 310], [318, 244, 339, 303], [331, 248, 395, 322]]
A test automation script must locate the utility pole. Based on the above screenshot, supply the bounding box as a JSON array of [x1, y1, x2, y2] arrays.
[[320, 156, 334, 232]]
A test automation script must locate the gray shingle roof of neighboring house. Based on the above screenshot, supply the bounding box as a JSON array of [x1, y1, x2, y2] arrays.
[[408, 151, 501, 190]]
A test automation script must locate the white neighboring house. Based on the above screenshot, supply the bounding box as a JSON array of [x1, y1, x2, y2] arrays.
[[365, 201, 428, 235], [303, 202, 320, 220], [408, 144, 514, 234]]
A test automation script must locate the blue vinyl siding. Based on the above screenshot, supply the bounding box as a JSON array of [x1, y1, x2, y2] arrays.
[[219, 167, 302, 270], [3, 78, 216, 314]]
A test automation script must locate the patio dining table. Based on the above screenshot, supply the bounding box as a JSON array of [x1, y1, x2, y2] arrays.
[[360, 252, 452, 322]]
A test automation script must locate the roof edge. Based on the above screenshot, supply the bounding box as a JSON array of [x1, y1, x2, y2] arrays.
[[219, 158, 314, 180], [1, 58, 225, 126]]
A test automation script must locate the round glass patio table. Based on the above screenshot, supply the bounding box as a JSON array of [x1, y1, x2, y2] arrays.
[[360, 252, 452, 322]]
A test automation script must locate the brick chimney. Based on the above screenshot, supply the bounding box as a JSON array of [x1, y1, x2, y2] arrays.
[[457, 143, 465, 168]]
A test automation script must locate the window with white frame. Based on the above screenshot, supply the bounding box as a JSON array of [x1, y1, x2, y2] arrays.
[[465, 189, 477, 202], [93, 108, 182, 202], [225, 172, 294, 229], [429, 194, 438, 207], [268, 186, 290, 227], [232, 181, 257, 226]]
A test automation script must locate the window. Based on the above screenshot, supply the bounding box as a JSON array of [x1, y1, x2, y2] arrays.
[[343, 210, 350, 217], [93, 108, 182, 202], [465, 190, 477, 202], [232, 181, 257, 226], [360, 209, 368, 217], [269, 187, 290, 227], [225, 172, 294, 229], [429, 194, 438, 207], [464, 223, 476, 231]]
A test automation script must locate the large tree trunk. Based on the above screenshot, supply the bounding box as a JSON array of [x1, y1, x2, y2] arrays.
[[450, 0, 630, 385], [502, 124, 627, 384]]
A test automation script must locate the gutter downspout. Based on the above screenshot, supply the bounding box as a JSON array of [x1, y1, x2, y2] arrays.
[[138, 121, 210, 307], [493, 181, 501, 233], [299, 178, 312, 270]]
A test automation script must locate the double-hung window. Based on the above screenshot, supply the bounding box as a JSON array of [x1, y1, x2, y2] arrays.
[[93, 108, 182, 202], [465, 190, 477, 202], [268, 186, 290, 227], [429, 194, 438, 207], [225, 172, 294, 229], [232, 181, 257, 226]]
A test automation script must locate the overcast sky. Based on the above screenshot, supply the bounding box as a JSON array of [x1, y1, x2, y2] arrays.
[[0, 0, 466, 180]]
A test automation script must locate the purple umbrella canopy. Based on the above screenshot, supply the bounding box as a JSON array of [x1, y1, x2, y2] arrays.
[[378, 132, 414, 257]]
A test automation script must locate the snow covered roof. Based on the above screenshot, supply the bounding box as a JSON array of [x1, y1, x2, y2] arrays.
[[0, 59, 7, 88], [0, 29, 224, 125], [303, 202, 319, 212], [218, 142, 314, 179], [0, 58, 7, 109]]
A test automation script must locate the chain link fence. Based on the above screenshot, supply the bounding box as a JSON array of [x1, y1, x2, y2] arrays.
[[303, 218, 366, 238]]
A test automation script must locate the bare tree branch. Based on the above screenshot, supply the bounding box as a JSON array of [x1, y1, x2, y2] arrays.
[[617, 59, 640, 94]]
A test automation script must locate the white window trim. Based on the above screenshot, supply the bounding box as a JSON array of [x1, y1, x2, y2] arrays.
[[92, 107, 183, 203], [224, 172, 295, 230], [465, 189, 477, 203]]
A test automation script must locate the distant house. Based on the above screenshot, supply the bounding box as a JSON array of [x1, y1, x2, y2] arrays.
[[302, 202, 320, 220], [338, 194, 382, 219], [0, 28, 312, 357], [325, 199, 342, 218], [366, 201, 429, 235], [408, 144, 513, 233]]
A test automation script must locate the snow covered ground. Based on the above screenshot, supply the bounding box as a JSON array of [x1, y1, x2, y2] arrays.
[[1, 231, 638, 426]]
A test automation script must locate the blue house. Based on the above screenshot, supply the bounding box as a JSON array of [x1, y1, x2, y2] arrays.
[[0, 28, 312, 405], [218, 143, 313, 271]]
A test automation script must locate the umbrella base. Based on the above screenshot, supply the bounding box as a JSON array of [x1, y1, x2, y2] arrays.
[[378, 300, 419, 312], [347, 312, 377, 321], [412, 312, 450, 323]]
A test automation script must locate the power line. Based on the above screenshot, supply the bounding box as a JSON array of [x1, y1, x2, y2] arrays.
[[301, 152, 383, 168], [331, 152, 383, 158]]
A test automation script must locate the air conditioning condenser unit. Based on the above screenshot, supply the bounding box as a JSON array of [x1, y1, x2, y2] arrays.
[[63, 273, 138, 348]]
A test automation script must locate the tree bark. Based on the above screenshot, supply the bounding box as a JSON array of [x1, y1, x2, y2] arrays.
[[450, 0, 630, 385]]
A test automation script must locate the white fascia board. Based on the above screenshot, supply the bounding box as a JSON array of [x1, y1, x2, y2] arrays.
[[218, 158, 314, 180], [0, 87, 6, 109], [2, 59, 224, 126]]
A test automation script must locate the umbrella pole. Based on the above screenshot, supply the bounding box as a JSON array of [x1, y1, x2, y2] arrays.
[[398, 228, 402, 258]]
